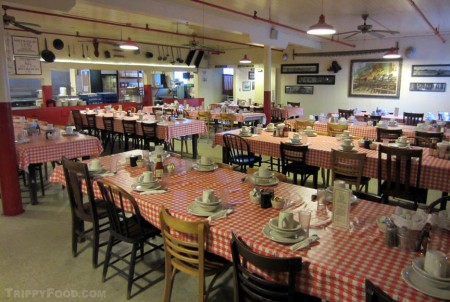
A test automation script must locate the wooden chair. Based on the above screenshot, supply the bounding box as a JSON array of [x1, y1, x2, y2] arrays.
[[152, 107, 163, 115], [61, 157, 110, 268], [412, 131, 443, 147], [159, 207, 231, 302], [280, 142, 319, 188], [216, 162, 234, 170], [338, 109, 354, 119], [376, 128, 403, 143], [220, 113, 237, 131], [141, 122, 164, 151], [327, 123, 348, 137], [287, 101, 300, 107], [403, 112, 424, 126], [377, 145, 428, 209], [72, 109, 88, 133], [122, 120, 141, 151], [363, 114, 382, 123], [97, 180, 163, 300], [102, 116, 122, 153], [426, 195, 449, 213], [223, 134, 261, 172], [197, 110, 214, 141], [365, 280, 395, 302], [246, 167, 287, 182], [353, 191, 383, 203], [230, 233, 319, 302], [294, 120, 315, 131], [331, 149, 369, 192], [85, 113, 100, 138], [271, 108, 283, 123], [163, 108, 176, 117]]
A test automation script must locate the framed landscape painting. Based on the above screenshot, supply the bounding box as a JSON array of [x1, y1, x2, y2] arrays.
[[349, 59, 402, 98]]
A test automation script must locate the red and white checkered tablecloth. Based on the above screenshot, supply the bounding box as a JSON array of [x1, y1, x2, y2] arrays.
[[354, 113, 405, 123], [79, 112, 206, 142], [213, 130, 450, 192], [49, 153, 449, 302], [272, 107, 304, 119], [284, 119, 450, 141], [15, 132, 103, 170]]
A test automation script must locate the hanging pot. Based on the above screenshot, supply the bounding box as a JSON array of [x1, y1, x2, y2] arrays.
[[41, 38, 55, 62], [104, 50, 111, 58], [52, 38, 64, 50], [157, 46, 162, 61], [145, 51, 153, 58]]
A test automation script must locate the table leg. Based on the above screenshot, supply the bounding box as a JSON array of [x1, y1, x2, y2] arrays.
[[222, 146, 230, 164], [192, 134, 199, 159], [27, 164, 38, 205]]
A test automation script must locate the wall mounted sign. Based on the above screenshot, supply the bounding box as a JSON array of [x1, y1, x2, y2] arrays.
[[248, 71, 255, 80], [12, 36, 39, 56], [411, 64, 450, 77], [285, 85, 314, 94], [242, 81, 251, 91], [14, 56, 42, 75], [297, 75, 335, 85], [281, 63, 319, 74], [409, 82, 446, 92], [349, 59, 402, 98]]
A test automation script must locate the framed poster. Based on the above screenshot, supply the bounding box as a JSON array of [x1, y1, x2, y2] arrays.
[[14, 56, 42, 75], [411, 64, 450, 77], [285, 85, 314, 94], [409, 82, 446, 92], [12, 36, 39, 56], [248, 71, 255, 80], [281, 63, 319, 74], [242, 81, 251, 91], [297, 75, 335, 85], [349, 59, 402, 98]]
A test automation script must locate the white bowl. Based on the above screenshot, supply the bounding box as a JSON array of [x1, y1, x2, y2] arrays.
[[341, 144, 354, 151], [249, 192, 261, 205], [194, 197, 222, 211], [412, 257, 450, 288], [271, 196, 286, 209], [268, 218, 301, 238]]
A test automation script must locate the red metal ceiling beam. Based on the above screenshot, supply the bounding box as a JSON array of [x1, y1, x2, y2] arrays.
[[406, 0, 446, 43], [190, 0, 355, 48]]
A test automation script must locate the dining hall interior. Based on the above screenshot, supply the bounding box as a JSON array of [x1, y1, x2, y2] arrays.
[[1, 0, 450, 301]]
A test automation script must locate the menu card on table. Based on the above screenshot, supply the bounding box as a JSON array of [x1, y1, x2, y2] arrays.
[[332, 187, 352, 229]]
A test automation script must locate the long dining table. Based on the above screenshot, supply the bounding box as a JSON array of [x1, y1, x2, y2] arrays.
[[49, 151, 450, 302], [13, 121, 103, 205], [77, 111, 207, 159], [213, 129, 450, 193]]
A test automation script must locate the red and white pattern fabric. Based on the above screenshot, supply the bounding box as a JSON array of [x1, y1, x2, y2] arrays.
[[272, 107, 304, 119], [49, 153, 449, 302], [213, 129, 450, 192]]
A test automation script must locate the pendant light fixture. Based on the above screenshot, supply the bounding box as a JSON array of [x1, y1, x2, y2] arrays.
[[120, 37, 139, 50], [383, 43, 401, 59], [307, 0, 336, 35], [239, 54, 251, 64]]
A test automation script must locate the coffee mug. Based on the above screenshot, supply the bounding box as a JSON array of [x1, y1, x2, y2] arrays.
[[258, 166, 271, 178], [139, 171, 154, 183], [278, 211, 295, 229], [267, 123, 275, 129], [424, 249, 448, 278], [202, 189, 215, 203], [306, 126, 313, 131], [334, 180, 346, 189], [200, 156, 211, 165], [399, 136, 408, 143], [66, 126, 73, 134], [89, 159, 101, 170], [47, 124, 54, 130], [342, 130, 350, 137], [342, 139, 353, 146]]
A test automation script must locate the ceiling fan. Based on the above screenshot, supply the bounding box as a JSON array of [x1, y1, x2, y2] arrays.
[[333, 14, 399, 39], [3, 11, 41, 35]]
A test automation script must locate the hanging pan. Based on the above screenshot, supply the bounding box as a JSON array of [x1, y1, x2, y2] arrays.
[[41, 38, 55, 62]]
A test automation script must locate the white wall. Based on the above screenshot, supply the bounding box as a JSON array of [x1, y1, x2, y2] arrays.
[[196, 68, 223, 106]]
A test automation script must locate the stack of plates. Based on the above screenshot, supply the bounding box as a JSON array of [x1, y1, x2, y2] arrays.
[[262, 218, 306, 244], [411, 257, 450, 288], [305, 130, 317, 137], [188, 197, 222, 216], [132, 178, 161, 191], [240, 131, 252, 137], [88, 166, 107, 176], [252, 172, 279, 186], [193, 161, 218, 172]]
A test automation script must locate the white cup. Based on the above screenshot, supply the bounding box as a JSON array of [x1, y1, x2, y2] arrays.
[[139, 171, 154, 183], [202, 189, 215, 203], [241, 126, 250, 133], [342, 139, 352, 146], [334, 180, 346, 189], [291, 133, 301, 143], [200, 156, 211, 165], [258, 166, 271, 178], [306, 126, 313, 131], [47, 124, 54, 130], [66, 126, 73, 134], [267, 123, 275, 130], [399, 136, 408, 143], [278, 211, 295, 229], [309, 115, 315, 120], [424, 250, 448, 278], [89, 159, 101, 170], [17, 133, 24, 141], [342, 130, 350, 137]]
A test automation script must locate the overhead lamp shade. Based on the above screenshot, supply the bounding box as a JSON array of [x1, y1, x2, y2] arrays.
[[307, 14, 336, 35], [383, 48, 401, 59], [120, 37, 139, 50], [239, 54, 251, 64]]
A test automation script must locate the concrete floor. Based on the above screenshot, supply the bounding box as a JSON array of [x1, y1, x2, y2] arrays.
[[0, 135, 441, 301]]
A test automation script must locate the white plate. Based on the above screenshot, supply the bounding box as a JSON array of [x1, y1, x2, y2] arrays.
[[412, 257, 450, 282], [262, 225, 306, 244], [187, 203, 222, 217], [15, 139, 30, 144], [131, 183, 161, 192], [338, 146, 357, 152], [286, 139, 303, 145], [240, 133, 253, 137], [402, 266, 450, 300], [265, 128, 275, 132], [196, 160, 215, 167], [194, 196, 222, 207], [253, 171, 274, 179], [388, 143, 411, 149], [192, 164, 218, 172], [269, 218, 302, 232], [136, 179, 160, 188], [305, 132, 317, 137], [252, 176, 279, 186]]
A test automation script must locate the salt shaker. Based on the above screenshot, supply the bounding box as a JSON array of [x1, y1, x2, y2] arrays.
[[385, 219, 398, 248]]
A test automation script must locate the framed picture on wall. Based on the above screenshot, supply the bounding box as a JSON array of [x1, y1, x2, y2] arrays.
[[297, 75, 335, 85], [242, 81, 251, 91], [285, 85, 314, 94], [281, 63, 319, 74], [349, 59, 402, 98], [409, 82, 446, 92], [248, 71, 255, 80], [411, 64, 450, 77], [14, 56, 42, 75], [12, 36, 39, 56]]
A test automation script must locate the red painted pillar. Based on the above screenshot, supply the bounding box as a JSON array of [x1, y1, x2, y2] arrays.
[[143, 84, 153, 106], [42, 85, 53, 107], [0, 25, 23, 215]]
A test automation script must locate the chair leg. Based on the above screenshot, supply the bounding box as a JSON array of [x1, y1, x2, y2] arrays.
[[38, 165, 45, 196], [313, 173, 318, 189], [103, 235, 114, 282], [163, 260, 175, 302], [72, 219, 79, 257], [198, 270, 205, 302], [127, 243, 138, 300], [92, 222, 100, 268]]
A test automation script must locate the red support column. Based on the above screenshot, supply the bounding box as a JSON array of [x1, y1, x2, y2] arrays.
[[42, 85, 53, 107], [143, 84, 153, 106], [264, 91, 271, 125], [0, 102, 24, 216]]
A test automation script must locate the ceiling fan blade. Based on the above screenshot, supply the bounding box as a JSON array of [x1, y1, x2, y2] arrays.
[[371, 30, 399, 35], [12, 22, 41, 35], [333, 30, 359, 36], [368, 31, 385, 38], [344, 32, 360, 39]]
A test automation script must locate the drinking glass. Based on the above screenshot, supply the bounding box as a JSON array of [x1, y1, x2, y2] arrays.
[[299, 210, 312, 237], [316, 189, 327, 214]]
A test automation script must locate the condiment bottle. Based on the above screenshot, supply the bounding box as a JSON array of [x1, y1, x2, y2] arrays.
[[154, 154, 164, 178]]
